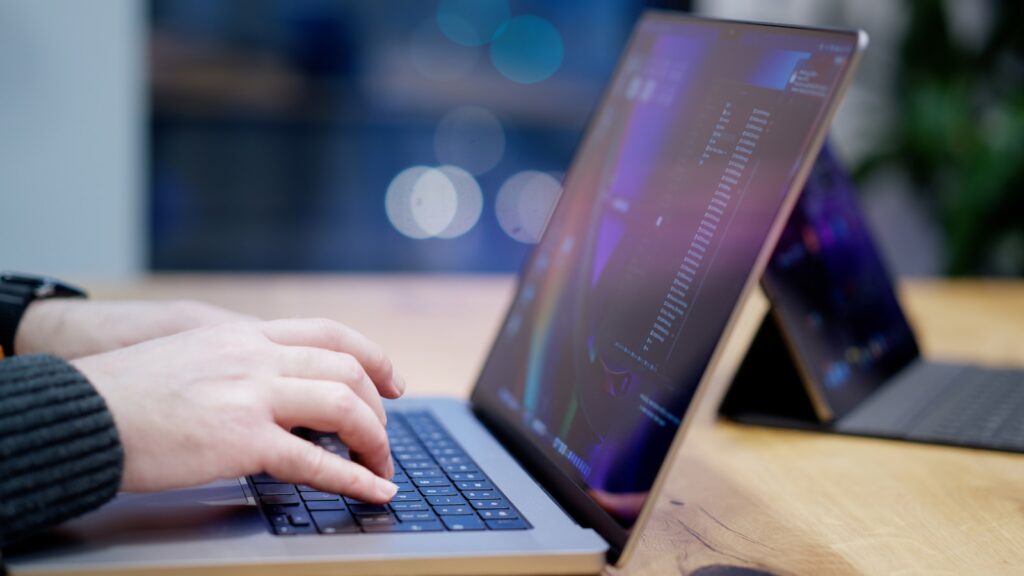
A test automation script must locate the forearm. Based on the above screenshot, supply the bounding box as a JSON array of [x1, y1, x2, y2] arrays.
[[14, 299, 256, 360], [0, 354, 123, 548]]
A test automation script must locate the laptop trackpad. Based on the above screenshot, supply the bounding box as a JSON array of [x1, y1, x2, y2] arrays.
[[9, 479, 263, 553]]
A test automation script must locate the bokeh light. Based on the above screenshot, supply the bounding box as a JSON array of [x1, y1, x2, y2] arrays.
[[490, 15, 564, 84], [435, 165, 483, 239], [409, 168, 458, 237], [386, 166, 441, 239], [385, 165, 483, 240], [495, 170, 563, 243], [436, 0, 510, 47], [409, 17, 480, 81], [150, 1, 637, 271], [434, 105, 506, 176]]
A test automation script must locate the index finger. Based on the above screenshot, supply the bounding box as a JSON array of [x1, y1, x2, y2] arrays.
[[262, 431, 397, 504], [260, 318, 405, 398], [270, 377, 393, 479]]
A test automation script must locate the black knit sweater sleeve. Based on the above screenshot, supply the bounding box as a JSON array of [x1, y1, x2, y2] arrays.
[[0, 354, 124, 548]]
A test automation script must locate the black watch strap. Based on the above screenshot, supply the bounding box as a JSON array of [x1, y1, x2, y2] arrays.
[[0, 272, 87, 358]]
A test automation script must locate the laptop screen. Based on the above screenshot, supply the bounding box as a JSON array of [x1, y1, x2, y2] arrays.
[[762, 144, 920, 420], [471, 11, 863, 553]]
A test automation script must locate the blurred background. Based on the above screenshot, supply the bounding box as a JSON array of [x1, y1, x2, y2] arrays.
[[1, 0, 1021, 278]]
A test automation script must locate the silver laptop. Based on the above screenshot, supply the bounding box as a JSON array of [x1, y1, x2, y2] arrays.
[[6, 12, 865, 575]]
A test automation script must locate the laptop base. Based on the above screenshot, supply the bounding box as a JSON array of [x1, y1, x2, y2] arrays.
[[6, 398, 607, 576]]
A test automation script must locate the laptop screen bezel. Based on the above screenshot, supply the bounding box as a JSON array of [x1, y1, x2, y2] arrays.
[[469, 11, 867, 564]]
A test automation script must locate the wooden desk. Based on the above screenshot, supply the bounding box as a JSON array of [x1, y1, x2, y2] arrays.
[[88, 276, 1024, 575]]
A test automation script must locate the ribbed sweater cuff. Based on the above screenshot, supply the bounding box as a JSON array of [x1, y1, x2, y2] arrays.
[[0, 354, 124, 547]]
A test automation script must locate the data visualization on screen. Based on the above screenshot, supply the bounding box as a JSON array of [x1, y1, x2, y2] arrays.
[[472, 14, 861, 531]]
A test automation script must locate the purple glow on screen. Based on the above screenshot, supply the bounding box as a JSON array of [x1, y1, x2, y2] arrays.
[[474, 15, 858, 530]]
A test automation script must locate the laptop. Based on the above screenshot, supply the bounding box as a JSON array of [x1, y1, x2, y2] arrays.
[[6, 12, 866, 575], [722, 143, 1024, 452]]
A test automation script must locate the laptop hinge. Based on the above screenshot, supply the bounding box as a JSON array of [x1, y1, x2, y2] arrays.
[[470, 401, 627, 561]]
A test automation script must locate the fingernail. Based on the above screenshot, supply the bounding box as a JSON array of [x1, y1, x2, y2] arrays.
[[376, 477, 398, 500]]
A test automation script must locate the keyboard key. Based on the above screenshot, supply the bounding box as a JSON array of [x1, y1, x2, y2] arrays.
[[251, 473, 280, 484], [273, 523, 316, 535], [426, 495, 466, 506], [301, 491, 341, 501], [288, 512, 311, 526], [270, 511, 316, 534], [260, 494, 300, 506], [391, 492, 424, 502], [306, 500, 347, 511], [363, 520, 444, 533], [455, 480, 493, 491], [396, 453, 431, 463], [446, 471, 485, 479], [462, 490, 499, 500], [479, 508, 519, 520], [264, 504, 302, 516], [436, 456, 468, 466], [433, 505, 473, 516], [428, 447, 464, 458], [470, 499, 509, 510], [296, 485, 318, 492], [443, 463, 478, 474], [403, 461, 439, 470], [448, 472, 486, 482], [311, 510, 360, 534], [486, 518, 529, 530], [256, 484, 296, 495], [441, 515, 486, 531], [350, 503, 389, 515], [407, 468, 444, 478], [413, 477, 451, 487], [422, 439, 456, 448], [357, 513, 397, 526], [396, 510, 437, 522], [390, 501, 430, 511], [420, 486, 457, 497], [393, 483, 417, 493]]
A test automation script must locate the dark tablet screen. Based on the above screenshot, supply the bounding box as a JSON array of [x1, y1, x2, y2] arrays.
[[763, 143, 920, 420]]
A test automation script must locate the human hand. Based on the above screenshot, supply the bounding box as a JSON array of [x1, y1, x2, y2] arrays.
[[71, 318, 407, 503], [15, 299, 255, 359]]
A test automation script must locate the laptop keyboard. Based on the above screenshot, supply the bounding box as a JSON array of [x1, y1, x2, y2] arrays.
[[908, 369, 1024, 451], [249, 411, 531, 535]]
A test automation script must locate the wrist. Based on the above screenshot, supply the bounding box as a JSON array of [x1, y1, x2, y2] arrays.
[[1, 272, 88, 357], [14, 299, 74, 356], [71, 352, 143, 493]]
